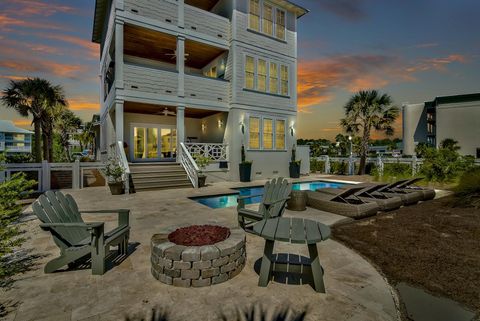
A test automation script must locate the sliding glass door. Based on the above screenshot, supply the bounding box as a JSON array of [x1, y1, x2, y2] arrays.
[[131, 125, 176, 162]]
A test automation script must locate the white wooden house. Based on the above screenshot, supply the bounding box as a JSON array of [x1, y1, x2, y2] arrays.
[[92, 0, 308, 189]]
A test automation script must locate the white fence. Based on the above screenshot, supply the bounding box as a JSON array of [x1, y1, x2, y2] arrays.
[[0, 160, 106, 192], [314, 155, 480, 176], [184, 143, 228, 162]]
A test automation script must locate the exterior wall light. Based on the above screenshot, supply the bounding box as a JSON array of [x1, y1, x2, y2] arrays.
[[290, 125, 295, 136], [218, 119, 224, 128], [202, 123, 207, 132], [240, 121, 245, 135]]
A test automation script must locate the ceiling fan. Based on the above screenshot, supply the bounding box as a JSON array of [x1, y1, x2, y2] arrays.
[[164, 50, 189, 61], [157, 107, 176, 117]]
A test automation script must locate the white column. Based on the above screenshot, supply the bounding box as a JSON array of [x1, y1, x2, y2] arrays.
[[176, 105, 185, 162], [115, 102, 124, 143], [177, 36, 185, 97], [114, 19, 124, 90], [177, 0, 184, 28]]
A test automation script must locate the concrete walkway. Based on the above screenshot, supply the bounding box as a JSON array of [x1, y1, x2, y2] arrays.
[[1, 175, 399, 321]]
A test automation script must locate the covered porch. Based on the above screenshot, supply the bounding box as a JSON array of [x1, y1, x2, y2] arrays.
[[115, 101, 229, 165]]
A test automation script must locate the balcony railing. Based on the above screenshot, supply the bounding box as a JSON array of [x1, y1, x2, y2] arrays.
[[6, 145, 31, 152], [124, 0, 178, 26], [184, 143, 228, 162], [124, 64, 178, 97], [184, 74, 229, 103], [0, 142, 4, 151]]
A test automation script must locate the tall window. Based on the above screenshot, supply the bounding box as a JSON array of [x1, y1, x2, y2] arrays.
[[245, 56, 255, 90], [276, 9, 286, 40], [281, 65, 289, 96], [262, 3, 274, 36], [257, 59, 267, 92], [249, 0, 260, 32], [275, 120, 285, 149], [249, 117, 260, 149], [269, 62, 278, 93], [263, 119, 273, 149]]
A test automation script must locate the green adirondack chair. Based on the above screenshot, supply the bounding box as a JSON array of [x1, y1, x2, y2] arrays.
[[32, 191, 130, 275], [237, 177, 292, 229]]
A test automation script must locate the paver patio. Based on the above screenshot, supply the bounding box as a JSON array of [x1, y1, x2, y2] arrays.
[[1, 175, 399, 321]]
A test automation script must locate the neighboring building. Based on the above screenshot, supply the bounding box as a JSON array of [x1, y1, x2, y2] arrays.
[[0, 120, 33, 154], [92, 0, 308, 186], [403, 93, 480, 157]]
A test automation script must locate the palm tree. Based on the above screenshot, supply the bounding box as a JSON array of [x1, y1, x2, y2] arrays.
[[80, 121, 96, 155], [56, 109, 82, 162], [439, 138, 461, 152], [340, 90, 400, 175]]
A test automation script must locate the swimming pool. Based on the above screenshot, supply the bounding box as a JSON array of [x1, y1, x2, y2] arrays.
[[190, 180, 345, 209]]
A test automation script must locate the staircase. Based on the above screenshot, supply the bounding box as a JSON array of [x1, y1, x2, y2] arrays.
[[129, 163, 193, 191]]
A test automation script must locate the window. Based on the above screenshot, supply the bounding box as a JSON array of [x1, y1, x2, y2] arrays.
[[275, 9, 286, 40], [269, 62, 278, 93], [203, 66, 217, 78], [249, 117, 260, 149], [281, 65, 289, 96], [245, 56, 255, 90], [257, 59, 267, 92], [263, 119, 273, 149], [275, 120, 285, 149], [249, 0, 260, 32], [262, 3, 274, 36]]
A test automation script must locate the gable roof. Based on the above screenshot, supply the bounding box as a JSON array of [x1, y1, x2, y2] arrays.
[[0, 120, 33, 134]]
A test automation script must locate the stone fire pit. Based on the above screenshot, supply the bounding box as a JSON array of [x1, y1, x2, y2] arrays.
[[151, 225, 246, 287]]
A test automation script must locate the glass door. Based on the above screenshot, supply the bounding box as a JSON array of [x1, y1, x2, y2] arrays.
[[133, 126, 160, 161], [160, 128, 177, 160]]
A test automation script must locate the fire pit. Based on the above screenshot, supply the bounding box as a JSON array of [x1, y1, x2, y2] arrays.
[[151, 225, 246, 287]]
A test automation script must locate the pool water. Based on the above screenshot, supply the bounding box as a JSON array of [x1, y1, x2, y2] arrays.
[[191, 181, 344, 209]]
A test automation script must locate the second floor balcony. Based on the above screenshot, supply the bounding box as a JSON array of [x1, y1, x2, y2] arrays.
[[123, 0, 230, 42]]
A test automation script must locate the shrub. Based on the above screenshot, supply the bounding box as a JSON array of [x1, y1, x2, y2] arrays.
[[454, 166, 480, 208], [419, 147, 474, 184], [331, 161, 348, 175], [310, 158, 325, 173]]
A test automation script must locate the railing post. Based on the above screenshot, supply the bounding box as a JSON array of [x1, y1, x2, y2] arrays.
[[412, 155, 417, 176], [324, 156, 330, 174], [41, 160, 50, 192], [72, 159, 80, 190], [377, 155, 384, 178], [348, 156, 354, 176]]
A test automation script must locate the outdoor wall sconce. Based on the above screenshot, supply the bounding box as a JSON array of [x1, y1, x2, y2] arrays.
[[290, 125, 295, 136], [218, 119, 224, 128], [240, 121, 245, 134], [202, 123, 207, 132]]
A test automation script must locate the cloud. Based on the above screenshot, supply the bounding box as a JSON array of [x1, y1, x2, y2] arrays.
[[0, 59, 87, 78], [415, 43, 439, 49], [0, 14, 62, 30], [34, 33, 99, 59], [297, 53, 468, 110], [316, 0, 370, 21], [2, 0, 78, 17], [68, 99, 100, 111], [0, 75, 29, 81], [13, 119, 32, 127]]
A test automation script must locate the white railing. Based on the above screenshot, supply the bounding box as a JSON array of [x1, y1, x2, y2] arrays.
[[184, 4, 230, 41], [0, 142, 4, 151], [1, 160, 105, 192], [5, 145, 32, 152], [180, 143, 199, 188], [184, 143, 228, 162], [184, 74, 229, 103]]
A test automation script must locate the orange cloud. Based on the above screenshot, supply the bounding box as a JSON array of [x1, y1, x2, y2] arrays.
[[0, 75, 28, 81], [35, 33, 99, 59], [0, 59, 87, 78], [0, 14, 62, 30], [68, 99, 100, 111], [13, 119, 32, 128], [3, 0, 78, 17], [405, 54, 466, 73], [347, 75, 389, 92]]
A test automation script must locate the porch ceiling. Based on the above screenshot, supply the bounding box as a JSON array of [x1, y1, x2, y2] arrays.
[[124, 102, 222, 119], [124, 24, 227, 69], [185, 0, 220, 11]]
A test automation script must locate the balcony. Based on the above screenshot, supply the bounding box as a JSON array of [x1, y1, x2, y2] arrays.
[[185, 74, 229, 103], [123, 0, 229, 42], [124, 63, 179, 97], [5, 145, 31, 153]]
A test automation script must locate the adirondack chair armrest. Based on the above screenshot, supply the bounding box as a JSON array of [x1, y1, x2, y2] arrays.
[[79, 209, 130, 228], [39, 222, 104, 230], [237, 193, 264, 210], [263, 197, 290, 208]]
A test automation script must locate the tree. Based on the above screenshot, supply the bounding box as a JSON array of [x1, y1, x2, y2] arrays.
[[1, 78, 67, 162], [2, 79, 45, 162], [79, 121, 96, 155], [439, 138, 460, 152], [340, 90, 400, 175], [56, 109, 82, 162]]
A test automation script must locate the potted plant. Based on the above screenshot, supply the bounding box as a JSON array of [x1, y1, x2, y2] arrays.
[[239, 144, 252, 182], [102, 157, 125, 195], [289, 144, 301, 178], [194, 155, 211, 187]]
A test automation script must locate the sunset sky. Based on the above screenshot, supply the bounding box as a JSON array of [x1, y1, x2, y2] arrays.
[[0, 0, 479, 140]]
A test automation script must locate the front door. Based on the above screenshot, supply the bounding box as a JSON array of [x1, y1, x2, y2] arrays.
[[131, 125, 177, 162]]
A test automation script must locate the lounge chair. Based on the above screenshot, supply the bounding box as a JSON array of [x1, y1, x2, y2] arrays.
[[32, 191, 130, 275], [306, 186, 379, 219], [376, 181, 424, 205], [395, 177, 435, 200], [237, 177, 292, 229]]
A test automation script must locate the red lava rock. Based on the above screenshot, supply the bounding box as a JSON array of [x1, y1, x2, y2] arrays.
[[168, 225, 230, 246]]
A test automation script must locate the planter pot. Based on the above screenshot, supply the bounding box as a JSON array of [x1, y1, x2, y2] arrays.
[[289, 162, 301, 178], [198, 175, 207, 188], [239, 163, 252, 182], [108, 182, 124, 195]]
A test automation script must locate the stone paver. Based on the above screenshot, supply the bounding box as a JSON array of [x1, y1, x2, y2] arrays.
[[1, 175, 400, 321]]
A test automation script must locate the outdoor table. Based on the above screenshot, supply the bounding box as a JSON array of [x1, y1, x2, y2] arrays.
[[253, 217, 330, 293]]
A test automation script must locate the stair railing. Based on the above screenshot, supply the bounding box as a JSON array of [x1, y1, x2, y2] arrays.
[[180, 142, 199, 188], [112, 141, 131, 195]]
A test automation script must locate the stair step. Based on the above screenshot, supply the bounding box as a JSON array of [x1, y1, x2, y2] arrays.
[[134, 182, 192, 191], [130, 168, 185, 174], [130, 172, 188, 179], [132, 177, 190, 184]]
